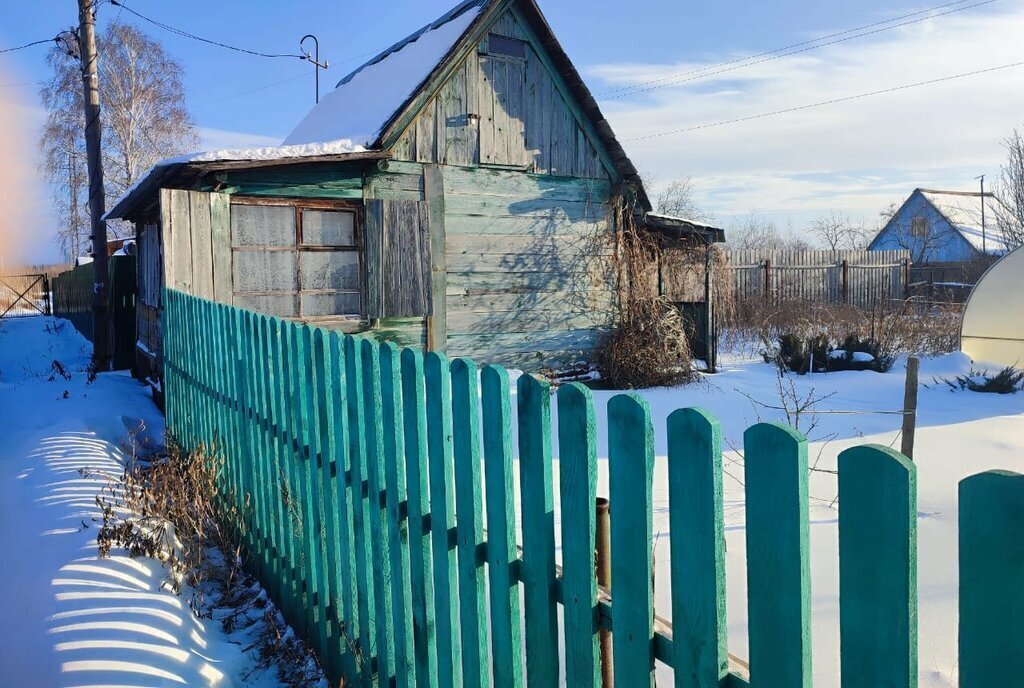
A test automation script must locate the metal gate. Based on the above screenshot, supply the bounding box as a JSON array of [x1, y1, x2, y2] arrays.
[[0, 274, 51, 318]]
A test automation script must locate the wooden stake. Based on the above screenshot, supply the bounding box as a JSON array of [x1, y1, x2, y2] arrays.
[[901, 356, 920, 460]]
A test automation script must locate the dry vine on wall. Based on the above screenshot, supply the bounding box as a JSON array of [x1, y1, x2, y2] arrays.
[[595, 187, 695, 389]]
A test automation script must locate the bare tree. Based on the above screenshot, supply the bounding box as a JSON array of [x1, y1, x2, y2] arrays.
[[40, 23, 198, 259], [655, 177, 713, 222], [994, 129, 1024, 249], [878, 201, 900, 228], [810, 211, 871, 251], [727, 215, 810, 251]]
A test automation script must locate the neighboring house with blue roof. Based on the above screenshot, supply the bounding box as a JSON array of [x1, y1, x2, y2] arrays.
[[106, 0, 723, 388], [868, 188, 1013, 264]]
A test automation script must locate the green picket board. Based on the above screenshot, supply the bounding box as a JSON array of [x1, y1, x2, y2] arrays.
[[360, 339, 396, 683], [400, 348, 439, 688], [252, 314, 276, 585], [516, 373, 560, 688], [959, 470, 1024, 687], [481, 365, 524, 688], [744, 422, 811, 688], [837, 444, 917, 688], [278, 319, 303, 622], [450, 358, 490, 687], [265, 316, 289, 606], [328, 330, 361, 680], [666, 407, 728, 687], [380, 342, 416, 687], [297, 325, 330, 658], [424, 351, 462, 688], [310, 327, 344, 680], [345, 333, 377, 682], [555, 383, 599, 688], [608, 394, 655, 686]]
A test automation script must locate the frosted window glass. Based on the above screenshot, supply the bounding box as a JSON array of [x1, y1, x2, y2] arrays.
[[231, 204, 295, 247], [300, 251, 360, 291], [302, 210, 355, 246]]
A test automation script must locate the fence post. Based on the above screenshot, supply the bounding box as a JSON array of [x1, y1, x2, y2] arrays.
[[841, 259, 849, 304], [900, 357, 919, 460], [763, 259, 771, 303]]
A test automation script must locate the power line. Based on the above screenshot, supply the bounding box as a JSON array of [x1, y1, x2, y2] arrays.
[[623, 59, 1024, 142], [193, 72, 308, 109], [0, 36, 58, 55], [107, 0, 306, 60], [597, 0, 1001, 100]]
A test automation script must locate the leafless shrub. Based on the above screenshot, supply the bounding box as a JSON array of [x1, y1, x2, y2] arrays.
[[94, 433, 242, 612], [596, 295, 695, 389], [721, 297, 961, 358]]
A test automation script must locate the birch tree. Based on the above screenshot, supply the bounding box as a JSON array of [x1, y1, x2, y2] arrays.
[[994, 129, 1024, 249], [40, 24, 198, 259]]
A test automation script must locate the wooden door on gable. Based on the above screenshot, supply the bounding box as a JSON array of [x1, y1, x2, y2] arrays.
[[479, 34, 528, 167]]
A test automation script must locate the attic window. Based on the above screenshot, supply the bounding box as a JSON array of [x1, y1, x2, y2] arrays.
[[487, 33, 526, 59], [911, 216, 929, 237]]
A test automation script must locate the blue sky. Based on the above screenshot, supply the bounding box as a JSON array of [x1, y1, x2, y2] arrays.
[[2, 0, 1022, 263]]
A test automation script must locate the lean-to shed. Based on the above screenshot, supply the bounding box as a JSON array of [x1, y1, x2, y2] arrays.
[[106, 0, 722, 387]]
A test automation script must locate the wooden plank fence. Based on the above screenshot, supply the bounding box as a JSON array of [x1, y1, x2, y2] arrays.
[[725, 249, 910, 308], [163, 287, 1023, 687]]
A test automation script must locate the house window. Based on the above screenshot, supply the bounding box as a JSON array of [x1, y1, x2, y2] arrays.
[[911, 216, 929, 238], [230, 200, 362, 319]]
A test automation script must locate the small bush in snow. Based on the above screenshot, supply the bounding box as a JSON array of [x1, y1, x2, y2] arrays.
[[765, 332, 895, 374], [942, 366, 1024, 394]]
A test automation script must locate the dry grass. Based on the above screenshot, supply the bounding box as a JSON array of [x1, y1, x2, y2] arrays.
[[720, 297, 962, 359]]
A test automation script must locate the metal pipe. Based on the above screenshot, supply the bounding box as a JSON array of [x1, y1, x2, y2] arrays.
[[595, 497, 612, 687]]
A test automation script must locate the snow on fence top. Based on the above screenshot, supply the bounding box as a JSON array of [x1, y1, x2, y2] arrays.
[[283, 1, 484, 147]]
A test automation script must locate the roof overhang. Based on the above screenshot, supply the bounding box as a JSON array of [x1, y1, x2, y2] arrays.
[[643, 212, 726, 243], [105, 150, 391, 221]]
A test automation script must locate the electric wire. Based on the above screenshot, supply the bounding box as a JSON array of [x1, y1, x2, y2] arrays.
[[597, 0, 1001, 100], [0, 37, 58, 55], [107, 0, 307, 60], [623, 59, 1024, 142]]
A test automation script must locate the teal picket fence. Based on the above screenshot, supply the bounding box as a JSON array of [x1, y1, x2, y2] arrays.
[[162, 288, 1023, 688]]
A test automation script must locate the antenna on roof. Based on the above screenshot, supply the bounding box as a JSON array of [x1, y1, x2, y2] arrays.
[[300, 34, 329, 104], [975, 174, 987, 255]]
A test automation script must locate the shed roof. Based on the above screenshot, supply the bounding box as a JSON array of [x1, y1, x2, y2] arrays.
[[918, 188, 1014, 255], [643, 213, 726, 243]]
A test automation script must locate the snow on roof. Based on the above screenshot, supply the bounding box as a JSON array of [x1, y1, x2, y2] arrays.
[[103, 138, 367, 220], [920, 189, 1013, 255], [283, 1, 485, 147]]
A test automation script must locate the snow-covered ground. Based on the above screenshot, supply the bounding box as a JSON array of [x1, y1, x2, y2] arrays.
[[0, 317, 301, 688], [1, 315, 1021, 687]]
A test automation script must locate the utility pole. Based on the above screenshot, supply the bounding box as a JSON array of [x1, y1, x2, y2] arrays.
[[77, 0, 111, 369], [976, 174, 987, 256]]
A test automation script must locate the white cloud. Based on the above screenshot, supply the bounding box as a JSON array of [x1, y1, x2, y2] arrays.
[[589, 5, 1024, 235]]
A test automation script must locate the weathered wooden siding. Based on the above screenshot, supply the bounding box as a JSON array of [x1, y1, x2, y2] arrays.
[[391, 7, 609, 180], [441, 165, 616, 369]]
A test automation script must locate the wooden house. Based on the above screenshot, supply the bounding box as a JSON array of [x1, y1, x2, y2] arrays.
[[105, 0, 722, 386]]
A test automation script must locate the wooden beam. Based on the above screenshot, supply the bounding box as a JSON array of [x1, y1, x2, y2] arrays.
[[424, 165, 447, 353]]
